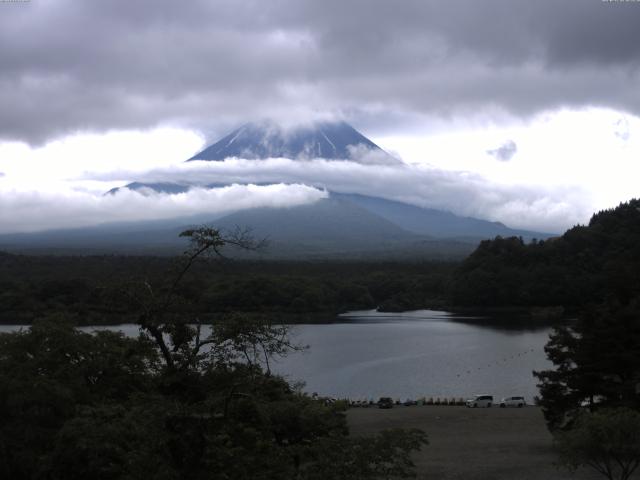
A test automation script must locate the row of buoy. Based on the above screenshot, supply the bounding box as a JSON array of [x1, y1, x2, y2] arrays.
[[455, 348, 538, 377], [316, 397, 533, 407]]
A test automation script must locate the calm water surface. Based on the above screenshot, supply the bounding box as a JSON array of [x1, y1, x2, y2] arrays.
[[0, 310, 553, 403], [273, 310, 553, 403]]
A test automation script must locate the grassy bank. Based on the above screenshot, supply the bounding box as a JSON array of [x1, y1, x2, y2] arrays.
[[348, 406, 599, 480]]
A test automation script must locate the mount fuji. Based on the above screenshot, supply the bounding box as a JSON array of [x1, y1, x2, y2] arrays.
[[106, 120, 397, 196], [187, 120, 395, 163], [1, 121, 553, 257]]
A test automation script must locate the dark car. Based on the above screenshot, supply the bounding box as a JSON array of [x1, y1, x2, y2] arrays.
[[378, 397, 394, 409]]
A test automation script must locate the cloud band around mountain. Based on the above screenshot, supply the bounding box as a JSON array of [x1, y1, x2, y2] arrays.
[[83, 157, 591, 234], [0, 183, 328, 234]]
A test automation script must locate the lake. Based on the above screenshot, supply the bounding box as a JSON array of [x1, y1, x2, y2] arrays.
[[272, 310, 553, 403], [0, 310, 554, 403]]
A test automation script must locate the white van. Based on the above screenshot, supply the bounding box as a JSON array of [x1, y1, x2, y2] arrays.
[[500, 396, 526, 408], [466, 394, 493, 408]]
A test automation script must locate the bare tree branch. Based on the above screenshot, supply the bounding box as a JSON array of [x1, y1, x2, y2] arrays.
[[124, 225, 283, 375]]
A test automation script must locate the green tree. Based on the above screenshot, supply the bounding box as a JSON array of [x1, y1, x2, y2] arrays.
[[0, 318, 157, 480], [0, 226, 429, 480], [300, 428, 428, 480], [555, 408, 640, 480], [534, 301, 640, 430], [120, 226, 292, 376]]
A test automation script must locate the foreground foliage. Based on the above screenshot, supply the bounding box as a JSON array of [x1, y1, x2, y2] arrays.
[[0, 227, 427, 479], [555, 408, 640, 480], [534, 300, 640, 430], [513, 202, 640, 476]]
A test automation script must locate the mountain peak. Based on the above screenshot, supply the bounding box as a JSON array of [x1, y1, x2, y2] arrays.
[[187, 120, 396, 164]]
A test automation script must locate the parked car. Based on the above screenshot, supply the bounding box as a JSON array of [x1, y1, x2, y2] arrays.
[[466, 394, 494, 408], [378, 397, 394, 409], [500, 396, 526, 408], [579, 395, 604, 408]]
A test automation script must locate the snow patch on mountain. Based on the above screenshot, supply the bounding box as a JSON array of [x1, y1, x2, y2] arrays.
[[188, 120, 399, 164]]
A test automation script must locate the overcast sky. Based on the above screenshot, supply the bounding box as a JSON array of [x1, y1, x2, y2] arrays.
[[1, 0, 639, 234]]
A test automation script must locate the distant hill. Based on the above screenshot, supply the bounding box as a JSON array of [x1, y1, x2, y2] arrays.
[[450, 199, 640, 309], [2, 190, 553, 258], [331, 193, 549, 240], [213, 196, 413, 245], [0, 196, 476, 259]]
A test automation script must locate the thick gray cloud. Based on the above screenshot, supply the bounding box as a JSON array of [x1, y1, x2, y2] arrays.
[[487, 140, 517, 162], [1, 0, 640, 144]]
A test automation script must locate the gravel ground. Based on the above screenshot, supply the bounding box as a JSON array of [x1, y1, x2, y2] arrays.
[[347, 406, 604, 480]]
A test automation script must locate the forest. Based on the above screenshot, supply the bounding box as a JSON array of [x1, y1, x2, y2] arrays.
[[451, 199, 640, 312], [0, 254, 455, 325]]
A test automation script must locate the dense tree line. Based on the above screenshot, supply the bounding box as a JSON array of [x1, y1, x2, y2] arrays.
[[0, 253, 454, 324], [451, 199, 640, 310]]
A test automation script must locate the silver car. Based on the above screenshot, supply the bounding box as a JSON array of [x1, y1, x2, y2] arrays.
[[466, 394, 493, 408], [499, 396, 526, 408]]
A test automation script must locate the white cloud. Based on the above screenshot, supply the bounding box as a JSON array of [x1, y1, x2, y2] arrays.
[[1, 107, 638, 235], [347, 144, 402, 165], [0, 184, 327, 234], [0, 127, 205, 191], [83, 157, 590, 233], [378, 107, 640, 214]]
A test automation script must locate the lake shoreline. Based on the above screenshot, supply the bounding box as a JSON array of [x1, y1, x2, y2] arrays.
[[0, 306, 571, 327]]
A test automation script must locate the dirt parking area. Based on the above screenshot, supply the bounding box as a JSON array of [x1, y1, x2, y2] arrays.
[[347, 406, 603, 480]]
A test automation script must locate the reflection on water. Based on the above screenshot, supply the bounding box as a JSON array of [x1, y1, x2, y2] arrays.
[[0, 310, 553, 403], [339, 309, 556, 332]]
